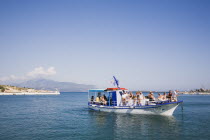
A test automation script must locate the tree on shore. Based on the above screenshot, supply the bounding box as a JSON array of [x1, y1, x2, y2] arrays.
[[0, 85, 5, 92]]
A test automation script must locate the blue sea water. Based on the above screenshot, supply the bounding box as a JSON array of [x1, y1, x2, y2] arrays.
[[0, 92, 210, 140]]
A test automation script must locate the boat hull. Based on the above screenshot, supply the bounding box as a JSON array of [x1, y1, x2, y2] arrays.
[[88, 101, 182, 116]]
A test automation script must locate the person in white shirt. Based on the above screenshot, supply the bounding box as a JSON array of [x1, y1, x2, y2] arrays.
[[122, 91, 127, 106], [139, 92, 145, 105], [172, 90, 178, 102]]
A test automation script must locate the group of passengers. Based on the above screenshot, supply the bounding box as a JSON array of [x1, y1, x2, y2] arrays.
[[90, 90, 178, 106], [91, 93, 108, 105], [121, 90, 178, 106], [121, 91, 145, 106], [146, 90, 178, 102]]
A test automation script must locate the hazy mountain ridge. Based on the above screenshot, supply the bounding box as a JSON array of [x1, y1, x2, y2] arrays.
[[6, 79, 95, 92]]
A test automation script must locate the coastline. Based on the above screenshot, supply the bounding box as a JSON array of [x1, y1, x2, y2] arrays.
[[0, 91, 60, 95], [0, 85, 60, 95], [179, 92, 210, 95]]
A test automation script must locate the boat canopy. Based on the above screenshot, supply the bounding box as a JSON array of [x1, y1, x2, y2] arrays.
[[89, 88, 128, 93], [89, 89, 105, 92], [105, 88, 128, 91]]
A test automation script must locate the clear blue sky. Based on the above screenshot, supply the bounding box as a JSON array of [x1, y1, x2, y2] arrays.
[[0, 0, 210, 91]]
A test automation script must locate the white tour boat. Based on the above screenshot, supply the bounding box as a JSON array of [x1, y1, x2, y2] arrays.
[[88, 77, 183, 116]]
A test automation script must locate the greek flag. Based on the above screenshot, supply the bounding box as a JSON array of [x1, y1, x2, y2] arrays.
[[113, 76, 120, 89]]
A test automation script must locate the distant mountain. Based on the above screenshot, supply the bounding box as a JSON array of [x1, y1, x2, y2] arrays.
[[10, 79, 95, 92]]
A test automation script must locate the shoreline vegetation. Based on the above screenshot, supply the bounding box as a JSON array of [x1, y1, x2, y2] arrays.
[[179, 88, 210, 95], [0, 85, 59, 95], [0, 85, 210, 95]]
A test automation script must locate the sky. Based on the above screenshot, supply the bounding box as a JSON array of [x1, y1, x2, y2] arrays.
[[0, 0, 210, 91]]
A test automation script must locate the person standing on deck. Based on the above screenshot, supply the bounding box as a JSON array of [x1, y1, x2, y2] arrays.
[[122, 91, 127, 106], [167, 90, 173, 101], [139, 92, 145, 105], [172, 90, 178, 102]]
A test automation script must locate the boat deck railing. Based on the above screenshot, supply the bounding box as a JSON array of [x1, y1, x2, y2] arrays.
[[88, 100, 182, 107], [88, 101, 117, 106]]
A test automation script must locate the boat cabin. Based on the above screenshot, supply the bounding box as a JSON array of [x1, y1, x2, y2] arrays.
[[88, 88, 128, 106]]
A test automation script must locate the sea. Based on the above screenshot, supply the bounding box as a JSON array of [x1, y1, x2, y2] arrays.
[[0, 92, 210, 140]]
